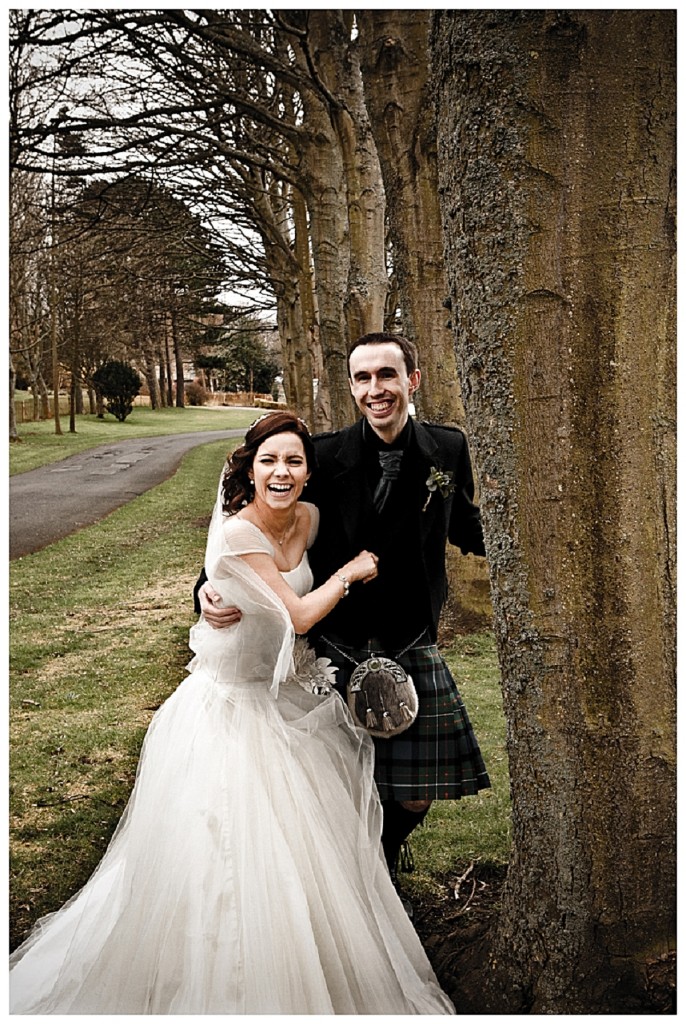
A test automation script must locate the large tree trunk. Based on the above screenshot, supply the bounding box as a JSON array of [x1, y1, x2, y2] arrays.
[[357, 10, 462, 425], [291, 10, 387, 428], [288, 13, 353, 427], [359, 9, 492, 632], [310, 10, 387, 341], [290, 186, 316, 422], [299, 111, 354, 428], [68, 311, 81, 433], [276, 292, 297, 408], [267, 181, 316, 426], [157, 345, 168, 408], [433, 9, 675, 1014], [163, 323, 173, 407], [274, 271, 314, 425]]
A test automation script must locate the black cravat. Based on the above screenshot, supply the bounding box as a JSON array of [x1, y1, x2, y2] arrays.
[[373, 450, 404, 514]]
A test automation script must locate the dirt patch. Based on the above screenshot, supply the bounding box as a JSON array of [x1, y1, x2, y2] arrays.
[[65, 574, 198, 634], [409, 861, 505, 1000], [410, 863, 676, 1014], [32, 649, 96, 684]]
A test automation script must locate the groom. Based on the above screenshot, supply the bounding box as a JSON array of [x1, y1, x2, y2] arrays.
[[197, 332, 490, 908]]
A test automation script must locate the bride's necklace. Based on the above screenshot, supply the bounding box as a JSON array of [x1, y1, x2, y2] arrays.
[[252, 506, 296, 547]]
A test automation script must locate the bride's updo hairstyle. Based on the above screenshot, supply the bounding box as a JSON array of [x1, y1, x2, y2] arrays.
[[222, 411, 316, 513]]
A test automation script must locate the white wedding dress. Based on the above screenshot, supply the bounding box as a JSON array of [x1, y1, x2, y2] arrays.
[[10, 502, 454, 1015]]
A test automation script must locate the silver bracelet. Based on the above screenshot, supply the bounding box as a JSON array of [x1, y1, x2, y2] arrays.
[[334, 572, 350, 597]]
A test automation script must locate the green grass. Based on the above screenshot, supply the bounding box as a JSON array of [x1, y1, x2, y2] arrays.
[[406, 632, 511, 899], [10, 405, 258, 475], [10, 440, 509, 948]]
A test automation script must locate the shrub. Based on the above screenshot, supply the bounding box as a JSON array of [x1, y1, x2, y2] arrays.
[[185, 381, 208, 406], [92, 361, 141, 422]]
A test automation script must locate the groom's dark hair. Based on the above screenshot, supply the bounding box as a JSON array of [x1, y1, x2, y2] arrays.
[[348, 332, 419, 375]]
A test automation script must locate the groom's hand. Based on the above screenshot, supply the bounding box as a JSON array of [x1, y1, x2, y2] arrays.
[[199, 582, 242, 629]]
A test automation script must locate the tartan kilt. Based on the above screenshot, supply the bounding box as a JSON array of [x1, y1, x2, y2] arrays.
[[314, 637, 491, 802]]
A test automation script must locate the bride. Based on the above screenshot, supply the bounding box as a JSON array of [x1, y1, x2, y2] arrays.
[[10, 411, 454, 1015]]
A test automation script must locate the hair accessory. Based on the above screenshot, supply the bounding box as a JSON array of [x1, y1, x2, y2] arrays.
[[249, 412, 310, 432], [249, 413, 273, 429]]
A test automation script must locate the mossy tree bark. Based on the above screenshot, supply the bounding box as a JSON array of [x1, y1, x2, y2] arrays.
[[432, 10, 675, 1013]]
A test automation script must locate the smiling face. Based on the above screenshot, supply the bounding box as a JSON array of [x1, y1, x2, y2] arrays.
[[348, 342, 421, 443], [248, 432, 310, 512]]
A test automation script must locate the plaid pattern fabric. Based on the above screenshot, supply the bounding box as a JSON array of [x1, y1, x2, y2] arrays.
[[314, 637, 491, 802]]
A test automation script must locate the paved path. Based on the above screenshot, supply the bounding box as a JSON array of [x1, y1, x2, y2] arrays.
[[10, 430, 246, 560]]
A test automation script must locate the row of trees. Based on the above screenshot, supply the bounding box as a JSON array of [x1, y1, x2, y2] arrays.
[[10, 10, 465, 436], [10, 163, 279, 434], [9, 10, 675, 1013]]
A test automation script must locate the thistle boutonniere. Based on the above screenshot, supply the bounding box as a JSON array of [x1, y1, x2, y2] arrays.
[[422, 465, 455, 511]]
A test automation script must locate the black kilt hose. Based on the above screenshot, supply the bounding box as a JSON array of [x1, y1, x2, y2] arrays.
[[314, 636, 491, 802]]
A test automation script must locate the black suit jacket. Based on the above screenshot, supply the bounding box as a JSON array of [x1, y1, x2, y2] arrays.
[[306, 418, 485, 647]]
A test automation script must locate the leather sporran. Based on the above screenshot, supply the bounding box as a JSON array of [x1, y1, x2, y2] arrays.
[[346, 656, 418, 738]]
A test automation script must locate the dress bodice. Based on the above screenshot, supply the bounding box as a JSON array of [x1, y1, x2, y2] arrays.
[[281, 555, 313, 598], [242, 501, 318, 599]]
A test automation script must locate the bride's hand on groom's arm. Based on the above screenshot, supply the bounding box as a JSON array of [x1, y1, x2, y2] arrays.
[[199, 582, 242, 629]]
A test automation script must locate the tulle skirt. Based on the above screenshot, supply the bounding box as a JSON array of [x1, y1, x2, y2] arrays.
[[10, 669, 454, 1014]]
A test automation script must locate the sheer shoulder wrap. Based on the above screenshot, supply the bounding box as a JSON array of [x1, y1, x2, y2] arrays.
[[188, 481, 294, 696]]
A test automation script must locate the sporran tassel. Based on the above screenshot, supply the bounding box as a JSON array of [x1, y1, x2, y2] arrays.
[[382, 711, 394, 733], [366, 707, 378, 729], [398, 700, 414, 723]]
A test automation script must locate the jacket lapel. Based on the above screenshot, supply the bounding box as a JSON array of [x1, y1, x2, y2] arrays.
[[329, 420, 370, 547], [410, 421, 446, 537]]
